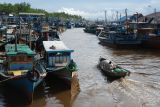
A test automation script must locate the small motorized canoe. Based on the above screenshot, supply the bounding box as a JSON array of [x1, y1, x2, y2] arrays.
[[98, 57, 130, 78]]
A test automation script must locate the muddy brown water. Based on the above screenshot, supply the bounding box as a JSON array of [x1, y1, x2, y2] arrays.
[[0, 28, 160, 107]]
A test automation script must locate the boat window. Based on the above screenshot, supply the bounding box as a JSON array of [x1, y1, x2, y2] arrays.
[[24, 56, 27, 62], [27, 56, 32, 61], [49, 53, 57, 56], [11, 55, 30, 62], [48, 52, 70, 56], [11, 56, 16, 61], [18, 56, 24, 62], [48, 55, 70, 66], [63, 52, 70, 56]]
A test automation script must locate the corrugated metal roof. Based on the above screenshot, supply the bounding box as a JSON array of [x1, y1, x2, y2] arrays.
[[5, 44, 35, 56]]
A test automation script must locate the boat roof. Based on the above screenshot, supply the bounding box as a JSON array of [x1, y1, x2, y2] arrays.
[[43, 41, 74, 53], [5, 44, 36, 56], [129, 22, 148, 24]]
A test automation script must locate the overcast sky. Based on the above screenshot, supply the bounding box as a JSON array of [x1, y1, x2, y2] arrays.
[[0, 0, 159, 20]]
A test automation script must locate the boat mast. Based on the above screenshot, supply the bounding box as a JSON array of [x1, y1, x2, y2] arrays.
[[105, 10, 107, 25], [15, 18, 18, 52], [125, 8, 128, 34], [154, 8, 157, 29], [41, 16, 43, 39], [136, 12, 139, 28], [120, 13, 122, 25], [136, 12, 139, 22], [19, 15, 21, 44], [125, 9, 128, 22], [116, 11, 119, 23], [29, 15, 31, 48]]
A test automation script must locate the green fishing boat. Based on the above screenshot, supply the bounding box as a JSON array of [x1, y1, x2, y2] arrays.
[[0, 44, 46, 102]]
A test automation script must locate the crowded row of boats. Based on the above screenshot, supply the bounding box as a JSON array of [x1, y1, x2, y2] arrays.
[[0, 13, 77, 102], [83, 12, 160, 85], [84, 12, 160, 48], [1, 11, 159, 103]]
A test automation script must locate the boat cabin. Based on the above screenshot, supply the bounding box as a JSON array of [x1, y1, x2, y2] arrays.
[[5, 44, 35, 70], [43, 41, 74, 67]]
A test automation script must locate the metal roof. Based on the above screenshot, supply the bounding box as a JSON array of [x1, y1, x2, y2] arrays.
[[43, 41, 74, 53], [5, 44, 36, 56]]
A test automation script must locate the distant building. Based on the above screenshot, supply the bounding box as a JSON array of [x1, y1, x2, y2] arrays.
[[139, 12, 160, 24]]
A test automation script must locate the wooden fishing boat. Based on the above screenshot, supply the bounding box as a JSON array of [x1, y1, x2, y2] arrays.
[[39, 41, 77, 85], [0, 44, 47, 102], [98, 57, 130, 78]]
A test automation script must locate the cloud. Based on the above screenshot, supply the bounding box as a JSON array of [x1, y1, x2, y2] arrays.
[[134, 0, 160, 15], [2, 0, 160, 20], [58, 7, 108, 20], [58, 7, 89, 17]]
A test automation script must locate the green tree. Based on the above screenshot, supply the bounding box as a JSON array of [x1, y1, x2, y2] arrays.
[[0, 2, 83, 20]]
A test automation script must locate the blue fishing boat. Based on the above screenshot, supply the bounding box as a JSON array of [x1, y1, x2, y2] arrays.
[[142, 33, 160, 49], [39, 41, 77, 85], [0, 44, 46, 102], [98, 25, 142, 47]]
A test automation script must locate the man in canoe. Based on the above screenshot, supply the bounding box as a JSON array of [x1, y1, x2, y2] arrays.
[[99, 57, 130, 77]]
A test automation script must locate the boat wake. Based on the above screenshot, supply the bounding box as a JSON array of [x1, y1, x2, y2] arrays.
[[71, 72, 80, 106], [108, 78, 160, 107], [132, 72, 160, 76]]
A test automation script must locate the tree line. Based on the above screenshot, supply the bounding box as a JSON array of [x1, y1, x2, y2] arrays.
[[0, 2, 82, 20]]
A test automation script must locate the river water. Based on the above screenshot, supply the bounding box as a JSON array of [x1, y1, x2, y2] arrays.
[[0, 28, 160, 107]]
